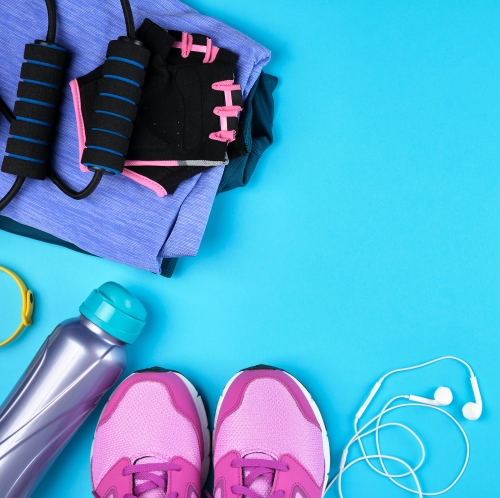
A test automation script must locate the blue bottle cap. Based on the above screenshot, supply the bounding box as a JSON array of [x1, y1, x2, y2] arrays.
[[79, 282, 147, 344]]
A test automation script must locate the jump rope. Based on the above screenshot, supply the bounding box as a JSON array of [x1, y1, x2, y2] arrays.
[[0, 0, 150, 211]]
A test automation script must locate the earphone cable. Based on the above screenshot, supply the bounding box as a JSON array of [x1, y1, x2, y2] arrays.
[[333, 418, 426, 498], [354, 395, 423, 479], [372, 402, 470, 496], [336, 454, 423, 498], [48, 169, 104, 200], [326, 398, 470, 497], [378, 356, 475, 383]]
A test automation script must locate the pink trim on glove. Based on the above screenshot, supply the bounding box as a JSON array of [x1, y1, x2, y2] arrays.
[[125, 159, 181, 167], [70, 78, 168, 197], [69, 78, 90, 173], [122, 168, 168, 197]]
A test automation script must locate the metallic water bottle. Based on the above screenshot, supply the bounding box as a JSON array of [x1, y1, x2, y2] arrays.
[[0, 282, 147, 498]]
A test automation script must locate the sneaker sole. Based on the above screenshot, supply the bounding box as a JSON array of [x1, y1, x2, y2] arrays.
[[90, 368, 212, 487], [213, 365, 331, 496]]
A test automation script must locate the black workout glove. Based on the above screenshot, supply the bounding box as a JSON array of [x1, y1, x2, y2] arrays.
[[72, 18, 245, 196]]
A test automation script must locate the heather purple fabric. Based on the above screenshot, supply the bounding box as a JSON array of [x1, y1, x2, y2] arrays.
[[0, 0, 270, 272]]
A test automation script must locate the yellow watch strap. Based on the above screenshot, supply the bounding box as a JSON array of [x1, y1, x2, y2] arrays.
[[0, 266, 34, 347]]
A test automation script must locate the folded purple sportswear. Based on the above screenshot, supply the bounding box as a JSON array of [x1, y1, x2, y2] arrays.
[[0, 0, 270, 272]]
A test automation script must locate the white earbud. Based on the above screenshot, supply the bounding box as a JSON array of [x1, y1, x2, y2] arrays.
[[408, 386, 453, 406], [462, 376, 482, 420], [329, 356, 481, 498], [354, 357, 484, 424]]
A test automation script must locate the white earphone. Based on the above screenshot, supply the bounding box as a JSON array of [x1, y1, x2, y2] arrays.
[[408, 385, 453, 406], [325, 356, 483, 498]]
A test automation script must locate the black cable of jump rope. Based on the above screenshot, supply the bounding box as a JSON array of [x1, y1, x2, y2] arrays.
[[0, 177, 26, 211], [0, 96, 25, 211], [120, 0, 136, 38], [49, 169, 104, 200], [45, 0, 136, 43], [0, 95, 14, 123], [43, 0, 105, 198], [45, 0, 57, 44]]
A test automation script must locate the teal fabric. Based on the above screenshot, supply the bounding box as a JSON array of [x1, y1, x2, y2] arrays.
[[0, 73, 278, 279], [218, 73, 278, 193]]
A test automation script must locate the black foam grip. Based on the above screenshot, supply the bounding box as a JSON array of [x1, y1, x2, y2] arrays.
[[2, 155, 47, 180], [18, 81, 60, 106], [98, 78, 143, 104], [1, 42, 67, 180], [13, 100, 57, 124], [20, 62, 65, 87], [107, 40, 151, 68], [82, 39, 150, 174], [85, 129, 130, 156], [102, 59, 146, 86], [91, 112, 135, 138], [81, 147, 127, 172], [6, 137, 50, 163], [93, 95, 138, 122], [24, 44, 68, 68], [9, 119, 54, 143]]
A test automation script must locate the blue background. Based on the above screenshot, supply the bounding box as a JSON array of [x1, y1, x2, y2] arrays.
[[1, 0, 499, 495]]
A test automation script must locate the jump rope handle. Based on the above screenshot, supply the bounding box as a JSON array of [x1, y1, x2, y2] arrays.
[[1, 41, 68, 181], [0, 0, 149, 207], [80, 38, 150, 175]]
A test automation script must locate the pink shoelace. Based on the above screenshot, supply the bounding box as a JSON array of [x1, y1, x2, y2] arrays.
[[122, 462, 181, 498], [230, 458, 289, 498]]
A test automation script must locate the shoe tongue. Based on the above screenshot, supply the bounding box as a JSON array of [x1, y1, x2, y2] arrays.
[[243, 453, 276, 498], [134, 456, 167, 498]]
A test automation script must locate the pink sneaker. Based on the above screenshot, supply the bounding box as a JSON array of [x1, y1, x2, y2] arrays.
[[91, 368, 210, 498], [213, 366, 330, 498]]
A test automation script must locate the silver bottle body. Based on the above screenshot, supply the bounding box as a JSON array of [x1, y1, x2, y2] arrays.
[[0, 316, 127, 498]]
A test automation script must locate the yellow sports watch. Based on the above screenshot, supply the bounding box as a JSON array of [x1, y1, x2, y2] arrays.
[[0, 266, 34, 347]]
